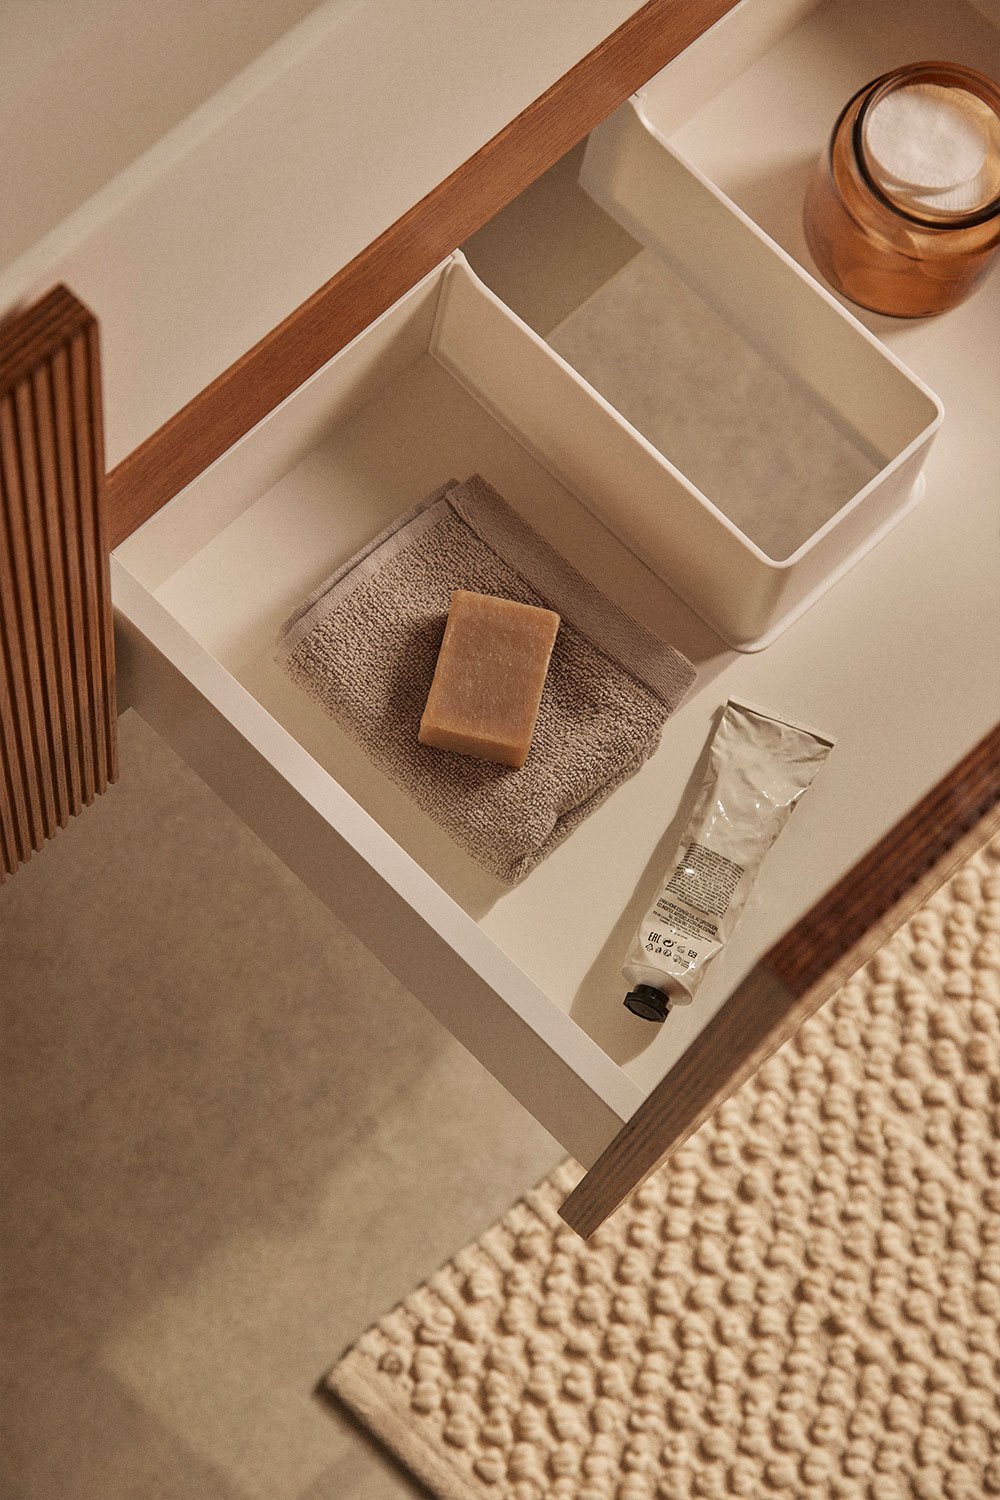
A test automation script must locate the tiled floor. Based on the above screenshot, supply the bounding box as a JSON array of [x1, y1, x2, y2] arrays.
[[1, 712, 561, 1499]]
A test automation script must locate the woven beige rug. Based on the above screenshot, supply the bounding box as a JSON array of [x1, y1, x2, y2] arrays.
[[327, 820, 1000, 1500]]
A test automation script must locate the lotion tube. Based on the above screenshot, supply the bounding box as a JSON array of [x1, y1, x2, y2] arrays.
[[622, 700, 834, 1022]]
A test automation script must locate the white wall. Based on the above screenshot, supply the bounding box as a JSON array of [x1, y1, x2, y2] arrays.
[[0, 0, 328, 263]]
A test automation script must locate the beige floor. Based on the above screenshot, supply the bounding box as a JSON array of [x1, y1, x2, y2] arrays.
[[0, 711, 561, 1499]]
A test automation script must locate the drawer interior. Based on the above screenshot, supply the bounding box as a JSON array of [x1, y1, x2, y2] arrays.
[[115, 0, 999, 1102]]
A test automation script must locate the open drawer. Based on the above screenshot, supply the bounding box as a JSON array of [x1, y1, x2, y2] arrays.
[[112, 0, 999, 1186]]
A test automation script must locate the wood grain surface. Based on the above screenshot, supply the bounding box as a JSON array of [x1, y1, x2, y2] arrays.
[[0, 286, 118, 878], [104, 0, 739, 547], [560, 727, 1000, 1237]]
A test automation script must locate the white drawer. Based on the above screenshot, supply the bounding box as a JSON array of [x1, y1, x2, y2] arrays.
[[112, 256, 662, 1164], [113, 0, 1000, 1167]]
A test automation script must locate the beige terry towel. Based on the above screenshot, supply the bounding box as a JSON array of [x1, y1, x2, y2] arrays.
[[276, 476, 695, 883]]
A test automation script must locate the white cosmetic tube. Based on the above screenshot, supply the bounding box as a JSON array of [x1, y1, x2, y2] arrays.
[[622, 700, 834, 1022]]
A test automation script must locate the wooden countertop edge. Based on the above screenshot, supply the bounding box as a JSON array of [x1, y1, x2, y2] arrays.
[[560, 724, 1000, 1238], [104, 0, 740, 548]]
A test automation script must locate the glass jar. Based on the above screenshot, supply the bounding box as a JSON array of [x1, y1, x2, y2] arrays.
[[804, 62, 1000, 317]]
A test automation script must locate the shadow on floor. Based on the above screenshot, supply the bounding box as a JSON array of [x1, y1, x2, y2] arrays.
[[1, 711, 561, 1500]]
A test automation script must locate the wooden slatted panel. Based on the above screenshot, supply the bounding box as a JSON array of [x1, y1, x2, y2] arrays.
[[0, 285, 117, 878], [559, 727, 1000, 1238]]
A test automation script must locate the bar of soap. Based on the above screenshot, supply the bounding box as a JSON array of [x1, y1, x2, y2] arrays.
[[419, 590, 560, 768]]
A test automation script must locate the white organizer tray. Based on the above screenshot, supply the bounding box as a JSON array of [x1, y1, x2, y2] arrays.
[[577, 49, 944, 650]]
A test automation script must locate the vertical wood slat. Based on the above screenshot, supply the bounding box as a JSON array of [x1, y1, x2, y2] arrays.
[[0, 398, 50, 857], [51, 342, 97, 801], [0, 285, 117, 879], [32, 359, 83, 817]]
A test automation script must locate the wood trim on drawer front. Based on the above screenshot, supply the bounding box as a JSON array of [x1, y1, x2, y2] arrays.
[[559, 725, 1000, 1237], [104, 0, 739, 548], [1, 285, 118, 878]]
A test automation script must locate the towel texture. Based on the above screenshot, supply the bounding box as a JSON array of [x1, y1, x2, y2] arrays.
[[276, 476, 695, 883]]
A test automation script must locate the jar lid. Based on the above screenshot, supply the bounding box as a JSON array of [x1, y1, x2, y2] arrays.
[[858, 64, 1000, 225]]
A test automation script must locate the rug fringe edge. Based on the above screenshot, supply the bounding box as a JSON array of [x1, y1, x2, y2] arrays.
[[327, 1352, 479, 1500]]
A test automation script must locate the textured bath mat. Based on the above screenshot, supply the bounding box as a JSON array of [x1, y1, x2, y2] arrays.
[[327, 818, 1000, 1500]]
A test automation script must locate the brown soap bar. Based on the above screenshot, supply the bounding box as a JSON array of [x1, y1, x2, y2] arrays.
[[419, 590, 560, 768]]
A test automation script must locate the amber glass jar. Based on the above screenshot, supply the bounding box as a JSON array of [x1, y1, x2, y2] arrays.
[[804, 62, 1000, 317]]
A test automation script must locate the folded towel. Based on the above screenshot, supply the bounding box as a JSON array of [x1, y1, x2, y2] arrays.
[[276, 475, 696, 883]]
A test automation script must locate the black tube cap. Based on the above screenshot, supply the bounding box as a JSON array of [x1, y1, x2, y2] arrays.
[[624, 984, 671, 1023]]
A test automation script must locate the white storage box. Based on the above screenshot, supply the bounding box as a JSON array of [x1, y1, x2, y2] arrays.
[[575, 64, 944, 650]]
